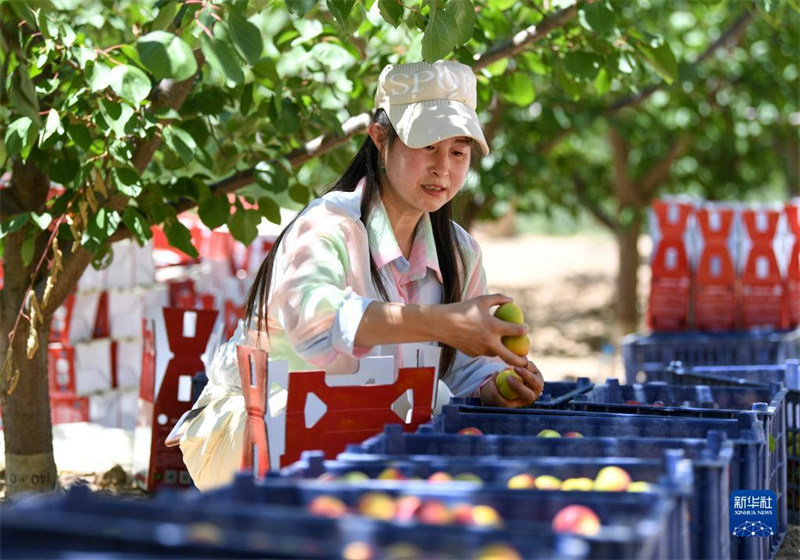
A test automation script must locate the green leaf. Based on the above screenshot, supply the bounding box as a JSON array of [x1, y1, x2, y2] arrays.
[[113, 166, 142, 197], [578, 1, 616, 37], [121, 208, 152, 245], [0, 213, 30, 237], [5, 117, 38, 159], [555, 59, 581, 101], [594, 67, 611, 96], [563, 52, 603, 82], [378, 0, 404, 27], [257, 196, 281, 224], [30, 212, 52, 230], [108, 64, 152, 104], [201, 35, 244, 85], [252, 57, 279, 85], [39, 109, 61, 144], [228, 11, 263, 65], [164, 217, 199, 257], [289, 183, 310, 205], [152, 1, 181, 30], [496, 73, 535, 106], [66, 124, 91, 149], [21, 231, 36, 266], [422, 9, 458, 62], [49, 156, 80, 184], [447, 0, 475, 46], [137, 31, 197, 81], [198, 194, 230, 230], [286, 0, 318, 16], [228, 208, 261, 245], [327, 0, 355, 28], [647, 42, 679, 85], [241, 82, 254, 115], [89, 63, 113, 92], [162, 126, 197, 164]]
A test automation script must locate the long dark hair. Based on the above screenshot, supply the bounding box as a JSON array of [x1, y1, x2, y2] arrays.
[[244, 109, 466, 377]]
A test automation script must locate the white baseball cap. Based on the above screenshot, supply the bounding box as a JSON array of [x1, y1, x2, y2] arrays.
[[374, 60, 489, 155]]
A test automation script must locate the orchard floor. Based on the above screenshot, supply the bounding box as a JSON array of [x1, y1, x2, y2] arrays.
[[1, 229, 798, 557]]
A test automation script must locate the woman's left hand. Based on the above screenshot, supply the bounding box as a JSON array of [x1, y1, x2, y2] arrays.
[[479, 360, 544, 408]]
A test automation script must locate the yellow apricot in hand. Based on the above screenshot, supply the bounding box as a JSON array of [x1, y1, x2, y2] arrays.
[[495, 368, 523, 400]]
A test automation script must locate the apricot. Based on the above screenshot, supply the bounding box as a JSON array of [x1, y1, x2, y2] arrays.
[[551, 504, 601, 536], [357, 492, 396, 520], [495, 368, 523, 400], [594, 466, 631, 491], [458, 427, 484, 436], [308, 494, 348, 518], [507, 473, 537, 489], [534, 475, 562, 490], [627, 481, 653, 493], [494, 302, 524, 324], [561, 477, 594, 491]]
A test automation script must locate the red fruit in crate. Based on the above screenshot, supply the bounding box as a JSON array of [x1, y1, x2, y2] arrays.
[[564, 431, 584, 438], [551, 504, 601, 536], [624, 400, 642, 405], [394, 495, 422, 522], [458, 427, 484, 436], [308, 495, 348, 518], [427, 471, 453, 483], [416, 499, 453, 525], [651, 400, 666, 407], [452, 502, 476, 525]]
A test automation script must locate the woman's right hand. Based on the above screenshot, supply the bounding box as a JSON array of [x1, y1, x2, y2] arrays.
[[436, 293, 529, 368]]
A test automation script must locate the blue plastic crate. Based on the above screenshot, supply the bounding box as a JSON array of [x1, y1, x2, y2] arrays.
[[527, 377, 594, 409], [1, 484, 584, 560], [665, 361, 800, 531], [283, 449, 696, 559], [571, 379, 790, 558], [621, 329, 800, 384], [344, 425, 746, 560], [200, 474, 682, 560], [0, 485, 345, 559]]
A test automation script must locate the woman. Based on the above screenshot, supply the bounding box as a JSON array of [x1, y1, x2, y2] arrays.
[[179, 60, 545, 490]]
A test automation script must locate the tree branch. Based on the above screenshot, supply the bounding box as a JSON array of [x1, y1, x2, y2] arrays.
[[131, 51, 205, 174], [572, 173, 616, 232], [472, 5, 578, 71], [639, 133, 693, 198], [608, 126, 641, 209]]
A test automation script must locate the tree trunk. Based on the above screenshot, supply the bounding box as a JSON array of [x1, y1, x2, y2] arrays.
[[615, 219, 642, 338], [1, 284, 57, 496]]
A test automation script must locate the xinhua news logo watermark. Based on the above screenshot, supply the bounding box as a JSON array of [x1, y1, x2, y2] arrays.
[[730, 490, 777, 538]]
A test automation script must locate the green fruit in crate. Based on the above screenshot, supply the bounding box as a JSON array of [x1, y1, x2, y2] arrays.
[[343, 471, 369, 482], [537, 429, 561, 438], [454, 472, 483, 483]]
